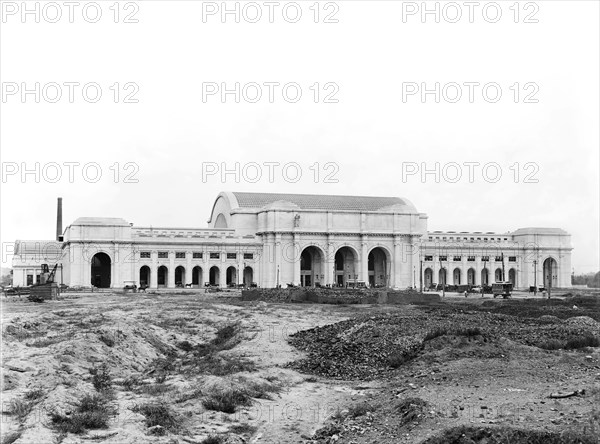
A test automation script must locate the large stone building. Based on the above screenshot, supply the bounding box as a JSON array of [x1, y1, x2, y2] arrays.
[[11, 192, 572, 290]]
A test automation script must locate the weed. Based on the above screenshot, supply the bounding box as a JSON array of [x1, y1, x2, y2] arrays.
[[202, 385, 252, 414], [131, 403, 179, 432], [396, 397, 428, 426], [89, 362, 112, 392], [24, 388, 44, 401], [201, 436, 224, 444], [98, 334, 115, 347], [8, 399, 33, 422], [228, 423, 257, 436], [348, 402, 371, 418], [50, 394, 115, 434]]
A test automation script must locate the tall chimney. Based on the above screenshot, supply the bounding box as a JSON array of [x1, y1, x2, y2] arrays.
[[56, 197, 63, 241]]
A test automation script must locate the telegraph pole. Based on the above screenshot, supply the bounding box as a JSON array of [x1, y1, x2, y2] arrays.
[[440, 256, 445, 298], [501, 252, 505, 282], [533, 260, 537, 296], [419, 259, 423, 293]]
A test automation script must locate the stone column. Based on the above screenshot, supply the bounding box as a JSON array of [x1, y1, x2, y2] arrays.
[[168, 251, 175, 288], [293, 233, 300, 286], [186, 251, 192, 286], [361, 240, 368, 283], [275, 233, 282, 287], [475, 258, 481, 285], [326, 239, 335, 286], [393, 236, 402, 288], [151, 250, 158, 289]]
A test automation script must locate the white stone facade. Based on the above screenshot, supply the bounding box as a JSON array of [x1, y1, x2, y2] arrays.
[[11, 192, 572, 290]]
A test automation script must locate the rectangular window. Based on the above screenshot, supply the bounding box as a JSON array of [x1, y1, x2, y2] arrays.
[[508, 256, 517, 262], [140, 251, 151, 259], [175, 252, 186, 259], [227, 253, 237, 260], [158, 251, 168, 259], [27, 274, 33, 286], [453, 256, 461, 261], [424, 255, 433, 261], [243, 253, 253, 260], [467, 256, 475, 261], [210, 252, 220, 259], [495, 256, 503, 261], [193, 252, 203, 259], [439, 256, 447, 261], [481, 256, 489, 261]]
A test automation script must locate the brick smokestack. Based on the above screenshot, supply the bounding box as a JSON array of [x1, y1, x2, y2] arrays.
[[56, 197, 63, 241]]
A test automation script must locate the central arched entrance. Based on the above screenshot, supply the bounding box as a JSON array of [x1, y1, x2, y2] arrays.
[[209, 266, 220, 286], [300, 246, 324, 287], [226, 266, 237, 287], [175, 266, 186, 287], [368, 247, 389, 287], [157, 266, 168, 287], [192, 266, 202, 287], [139, 265, 150, 287], [335, 246, 358, 287], [91, 252, 111, 288], [543, 258, 558, 288]]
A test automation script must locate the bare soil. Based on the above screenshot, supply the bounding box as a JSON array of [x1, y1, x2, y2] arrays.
[[2, 291, 599, 444]]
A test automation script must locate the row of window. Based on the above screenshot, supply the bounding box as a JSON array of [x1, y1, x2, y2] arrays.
[[424, 255, 517, 262], [139, 252, 253, 260], [428, 236, 509, 242]]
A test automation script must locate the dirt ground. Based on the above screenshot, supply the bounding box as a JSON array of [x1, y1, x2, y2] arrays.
[[1, 290, 599, 444]]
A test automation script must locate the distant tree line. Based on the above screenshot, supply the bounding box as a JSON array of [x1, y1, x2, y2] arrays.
[[572, 272, 600, 288]]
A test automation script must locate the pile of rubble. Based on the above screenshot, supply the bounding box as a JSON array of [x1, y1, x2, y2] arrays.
[[287, 307, 600, 380]]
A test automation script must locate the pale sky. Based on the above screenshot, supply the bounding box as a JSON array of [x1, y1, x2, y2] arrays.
[[1, 1, 599, 273]]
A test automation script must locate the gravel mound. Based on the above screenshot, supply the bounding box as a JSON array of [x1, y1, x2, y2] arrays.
[[287, 306, 600, 380]]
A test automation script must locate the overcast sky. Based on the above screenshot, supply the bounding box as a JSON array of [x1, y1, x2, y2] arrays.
[[1, 0, 598, 273]]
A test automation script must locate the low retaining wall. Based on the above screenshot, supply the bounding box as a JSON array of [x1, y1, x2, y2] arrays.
[[241, 288, 441, 305]]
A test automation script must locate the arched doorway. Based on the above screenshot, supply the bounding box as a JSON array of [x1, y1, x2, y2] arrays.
[[335, 246, 358, 287], [175, 266, 186, 287], [368, 247, 389, 287], [543, 258, 558, 288], [209, 266, 220, 286], [139, 265, 151, 287], [509, 268, 517, 286], [300, 246, 324, 287], [226, 266, 237, 287], [157, 266, 168, 287], [467, 268, 475, 285], [438, 268, 447, 286], [192, 266, 202, 287], [495, 268, 503, 283], [424, 268, 433, 288], [481, 268, 489, 285], [243, 266, 253, 286], [91, 252, 111, 288], [453, 268, 461, 285]]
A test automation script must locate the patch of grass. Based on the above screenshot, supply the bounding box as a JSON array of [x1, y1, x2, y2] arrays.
[[212, 323, 241, 349], [24, 388, 44, 401], [177, 340, 194, 352], [191, 354, 256, 376], [565, 335, 600, 350], [138, 383, 171, 396], [8, 398, 33, 422], [50, 394, 115, 435], [387, 350, 418, 368], [424, 327, 481, 341], [202, 385, 252, 414], [131, 403, 179, 433], [89, 362, 112, 392]]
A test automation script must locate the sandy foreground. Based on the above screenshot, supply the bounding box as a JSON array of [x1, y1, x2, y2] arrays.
[[1, 290, 599, 444]]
